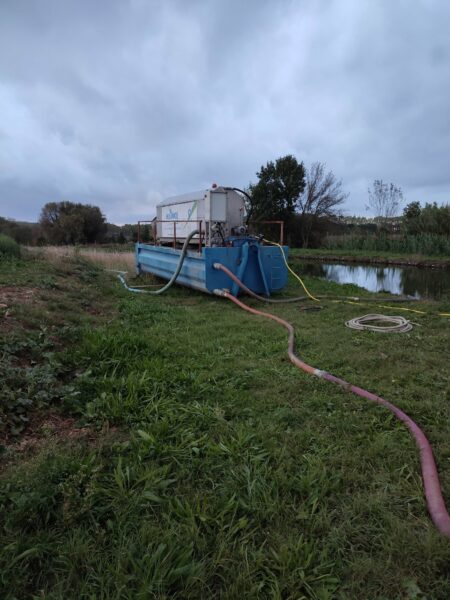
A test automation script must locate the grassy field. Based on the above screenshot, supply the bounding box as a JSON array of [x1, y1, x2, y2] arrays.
[[1, 249, 450, 599]]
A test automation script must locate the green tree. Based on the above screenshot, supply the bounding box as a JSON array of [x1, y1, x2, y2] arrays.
[[403, 201, 421, 221], [40, 202, 107, 245], [141, 224, 151, 243], [404, 202, 450, 236], [247, 155, 306, 222]]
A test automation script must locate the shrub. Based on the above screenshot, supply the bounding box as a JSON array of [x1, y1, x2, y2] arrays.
[[0, 234, 21, 258]]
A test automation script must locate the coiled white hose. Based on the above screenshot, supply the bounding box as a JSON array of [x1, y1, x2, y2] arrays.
[[345, 314, 413, 333]]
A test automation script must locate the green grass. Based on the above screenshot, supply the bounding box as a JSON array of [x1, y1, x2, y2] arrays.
[[1, 254, 450, 598]]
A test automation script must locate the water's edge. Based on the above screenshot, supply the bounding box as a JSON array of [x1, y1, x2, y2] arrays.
[[294, 260, 450, 300], [291, 253, 450, 270]]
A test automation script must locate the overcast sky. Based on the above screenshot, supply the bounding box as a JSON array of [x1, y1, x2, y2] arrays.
[[1, 0, 449, 224]]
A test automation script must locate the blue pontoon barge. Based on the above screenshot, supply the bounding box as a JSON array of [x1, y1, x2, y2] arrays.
[[135, 186, 288, 297]]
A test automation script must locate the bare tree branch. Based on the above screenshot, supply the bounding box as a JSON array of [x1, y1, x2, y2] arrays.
[[366, 180, 403, 220], [297, 162, 348, 246]]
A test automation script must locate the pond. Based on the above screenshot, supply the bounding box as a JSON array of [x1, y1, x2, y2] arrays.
[[295, 261, 450, 300]]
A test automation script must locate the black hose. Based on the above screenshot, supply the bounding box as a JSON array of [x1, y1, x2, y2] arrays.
[[119, 230, 199, 295]]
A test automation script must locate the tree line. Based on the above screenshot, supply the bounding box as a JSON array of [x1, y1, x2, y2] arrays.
[[403, 201, 450, 236], [325, 196, 450, 256], [1, 154, 448, 250], [0, 205, 141, 246]]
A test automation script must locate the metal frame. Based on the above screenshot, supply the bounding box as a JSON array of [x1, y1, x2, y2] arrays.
[[248, 220, 284, 245], [138, 218, 283, 249], [138, 219, 204, 253]]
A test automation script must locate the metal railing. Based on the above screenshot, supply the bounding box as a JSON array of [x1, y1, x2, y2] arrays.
[[248, 220, 284, 246], [138, 220, 204, 253], [138, 218, 284, 248]]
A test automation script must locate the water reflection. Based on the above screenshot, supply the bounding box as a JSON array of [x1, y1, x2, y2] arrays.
[[297, 261, 450, 300]]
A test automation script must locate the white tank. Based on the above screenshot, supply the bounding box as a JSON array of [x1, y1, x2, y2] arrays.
[[155, 186, 246, 246]]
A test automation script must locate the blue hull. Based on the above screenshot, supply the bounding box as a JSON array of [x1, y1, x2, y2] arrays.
[[135, 243, 288, 296]]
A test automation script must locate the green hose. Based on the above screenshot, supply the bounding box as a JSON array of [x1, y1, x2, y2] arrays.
[[118, 229, 200, 294]]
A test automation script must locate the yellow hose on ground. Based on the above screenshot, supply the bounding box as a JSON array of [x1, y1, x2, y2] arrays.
[[263, 239, 450, 317], [263, 239, 320, 302]]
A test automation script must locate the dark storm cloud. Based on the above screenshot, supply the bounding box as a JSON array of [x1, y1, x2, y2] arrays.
[[1, 0, 449, 223]]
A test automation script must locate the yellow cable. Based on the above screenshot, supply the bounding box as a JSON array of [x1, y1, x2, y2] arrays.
[[339, 300, 448, 317], [379, 305, 426, 314], [333, 299, 426, 314], [263, 238, 320, 302], [263, 239, 450, 317]]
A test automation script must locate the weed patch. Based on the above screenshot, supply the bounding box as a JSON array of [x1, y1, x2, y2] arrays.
[[0, 254, 119, 441]]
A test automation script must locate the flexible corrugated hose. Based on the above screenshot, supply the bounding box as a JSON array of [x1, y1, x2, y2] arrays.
[[213, 282, 450, 540], [118, 229, 199, 294]]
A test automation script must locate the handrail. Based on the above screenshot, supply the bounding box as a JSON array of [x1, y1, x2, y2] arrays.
[[248, 220, 284, 245], [137, 219, 204, 253]]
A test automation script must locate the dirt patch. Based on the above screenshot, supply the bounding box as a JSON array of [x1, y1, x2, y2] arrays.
[[85, 306, 103, 315], [1, 413, 125, 471], [0, 287, 38, 321], [0, 287, 41, 333], [4, 413, 114, 454]]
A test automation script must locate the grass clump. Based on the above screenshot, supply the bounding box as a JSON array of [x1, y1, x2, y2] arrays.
[[0, 234, 21, 259]]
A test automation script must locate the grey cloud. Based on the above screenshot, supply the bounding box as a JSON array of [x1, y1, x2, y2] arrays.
[[1, 0, 449, 224]]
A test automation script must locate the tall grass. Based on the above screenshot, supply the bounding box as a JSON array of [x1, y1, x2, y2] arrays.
[[34, 246, 135, 271], [325, 233, 450, 256], [0, 234, 21, 259], [78, 248, 135, 271]]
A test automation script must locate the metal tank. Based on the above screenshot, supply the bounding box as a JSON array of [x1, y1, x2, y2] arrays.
[[155, 186, 246, 247]]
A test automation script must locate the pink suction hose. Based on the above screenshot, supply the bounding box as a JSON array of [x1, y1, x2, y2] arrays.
[[214, 287, 450, 539]]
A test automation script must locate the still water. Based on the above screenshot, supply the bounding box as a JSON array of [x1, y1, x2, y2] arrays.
[[296, 261, 450, 300]]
